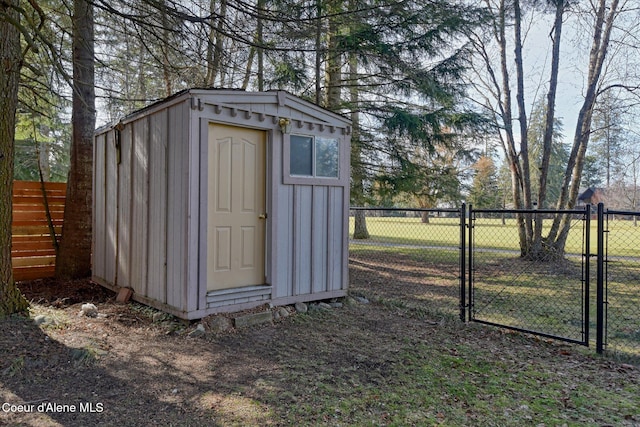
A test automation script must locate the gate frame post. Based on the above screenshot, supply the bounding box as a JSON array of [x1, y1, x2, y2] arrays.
[[596, 202, 605, 354], [584, 204, 591, 346], [459, 203, 466, 322], [467, 203, 473, 323]]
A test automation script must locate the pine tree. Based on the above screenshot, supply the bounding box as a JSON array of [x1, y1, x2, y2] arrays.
[[0, 0, 29, 316], [469, 156, 501, 209]]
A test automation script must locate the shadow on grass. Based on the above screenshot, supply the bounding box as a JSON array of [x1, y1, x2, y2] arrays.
[[349, 249, 462, 318], [0, 281, 228, 426]]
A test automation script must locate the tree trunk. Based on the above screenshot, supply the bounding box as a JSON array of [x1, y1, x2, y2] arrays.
[[533, 0, 565, 256], [205, 0, 216, 85], [242, 0, 263, 92], [160, 1, 172, 96], [353, 210, 370, 239], [256, 0, 264, 91], [548, 0, 619, 256], [325, 0, 342, 110], [56, 0, 95, 279], [0, 0, 29, 316], [495, 0, 528, 256], [513, 0, 534, 247], [347, 39, 368, 239], [315, 0, 323, 104], [206, 0, 227, 87], [241, 47, 256, 90]]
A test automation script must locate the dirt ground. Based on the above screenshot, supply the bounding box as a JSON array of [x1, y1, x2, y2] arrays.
[[1, 276, 639, 426]]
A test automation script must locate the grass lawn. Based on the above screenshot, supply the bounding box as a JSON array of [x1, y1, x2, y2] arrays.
[[349, 215, 640, 257], [349, 215, 640, 363], [1, 279, 639, 426]]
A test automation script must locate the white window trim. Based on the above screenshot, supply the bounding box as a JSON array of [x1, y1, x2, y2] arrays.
[[282, 133, 349, 186]]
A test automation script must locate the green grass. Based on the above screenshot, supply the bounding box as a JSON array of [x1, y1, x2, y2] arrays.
[[349, 244, 461, 265], [3, 278, 639, 426], [349, 216, 640, 363], [258, 312, 640, 426], [349, 216, 640, 257]]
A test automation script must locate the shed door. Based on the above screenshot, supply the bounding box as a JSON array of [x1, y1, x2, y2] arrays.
[[207, 124, 266, 291]]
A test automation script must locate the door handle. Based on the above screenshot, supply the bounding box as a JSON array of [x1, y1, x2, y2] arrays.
[[258, 213, 268, 219]]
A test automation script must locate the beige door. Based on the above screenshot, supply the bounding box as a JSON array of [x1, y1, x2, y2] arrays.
[[207, 124, 266, 291]]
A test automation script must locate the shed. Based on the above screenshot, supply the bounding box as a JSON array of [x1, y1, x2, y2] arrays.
[[578, 187, 605, 206], [92, 89, 351, 319]]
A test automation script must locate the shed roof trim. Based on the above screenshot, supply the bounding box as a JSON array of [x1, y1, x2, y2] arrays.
[[96, 89, 350, 134]]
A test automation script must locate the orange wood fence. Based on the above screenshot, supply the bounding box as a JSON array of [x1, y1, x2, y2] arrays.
[[11, 181, 66, 281]]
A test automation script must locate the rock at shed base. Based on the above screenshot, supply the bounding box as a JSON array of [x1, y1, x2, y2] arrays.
[[294, 302, 308, 313], [189, 323, 206, 338], [278, 307, 290, 318], [233, 311, 273, 328], [207, 316, 234, 333]]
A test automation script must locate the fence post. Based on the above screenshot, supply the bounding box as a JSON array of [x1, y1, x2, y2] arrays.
[[596, 202, 605, 354], [459, 203, 466, 322], [584, 204, 591, 346], [467, 203, 473, 322]]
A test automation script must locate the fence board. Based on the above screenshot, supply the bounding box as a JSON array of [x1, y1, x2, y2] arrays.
[[13, 211, 65, 221], [12, 195, 66, 205], [14, 266, 56, 282], [13, 204, 65, 213], [11, 181, 66, 281]]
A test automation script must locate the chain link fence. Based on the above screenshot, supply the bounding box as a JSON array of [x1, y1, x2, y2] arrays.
[[603, 211, 640, 363], [348, 204, 640, 364], [348, 208, 464, 319], [469, 208, 590, 345]]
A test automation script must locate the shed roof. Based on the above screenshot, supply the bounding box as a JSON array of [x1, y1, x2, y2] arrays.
[[578, 187, 595, 201], [96, 88, 351, 134]]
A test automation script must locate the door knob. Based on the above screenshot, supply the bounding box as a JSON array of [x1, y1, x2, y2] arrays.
[[259, 213, 268, 219]]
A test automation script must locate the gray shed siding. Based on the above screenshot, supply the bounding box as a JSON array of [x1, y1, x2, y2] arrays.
[[93, 90, 350, 319], [93, 98, 193, 315], [270, 184, 347, 301]]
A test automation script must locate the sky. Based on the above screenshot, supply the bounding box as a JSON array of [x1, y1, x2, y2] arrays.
[[520, 11, 587, 145]]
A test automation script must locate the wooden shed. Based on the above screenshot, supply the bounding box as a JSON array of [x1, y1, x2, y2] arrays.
[[92, 89, 351, 319]]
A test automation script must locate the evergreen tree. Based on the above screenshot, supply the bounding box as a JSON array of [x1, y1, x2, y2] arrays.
[[469, 156, 501, 209], [527, 100, 568, 207], [588, 90, 626, 189], [581, 155, 603, 189], [0, 0, 29, 316], [55, 0, 95, 279]]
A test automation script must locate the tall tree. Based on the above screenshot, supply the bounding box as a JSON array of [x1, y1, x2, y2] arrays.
[[469, 156, 501, 209], [581, 155, 603, 189], [588, 90, 626, 188], [376, 121, 477, 222], [55, 0, 95, 279], [0, 0, 29, 316], [348, 29, 369, 238], [205, 0, 228, 87], [547, 0, 625, 253], [527, 99, 568, 207], [341, 0, 485, 202], [470, 0, 634, 258]]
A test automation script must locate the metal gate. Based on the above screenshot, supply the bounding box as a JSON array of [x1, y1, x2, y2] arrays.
[[599, 205, 640, 360], [468, 206, 591, 346], [349, 204, 640, 362]]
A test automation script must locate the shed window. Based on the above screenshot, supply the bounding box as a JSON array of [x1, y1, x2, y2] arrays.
[[290, 135, 339, 178]]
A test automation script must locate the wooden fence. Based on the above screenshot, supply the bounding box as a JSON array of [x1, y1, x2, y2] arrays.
[[12, 181, 66, 281]]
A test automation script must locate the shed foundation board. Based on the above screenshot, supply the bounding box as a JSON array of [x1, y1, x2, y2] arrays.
[[270, 290, 348, 306], [233, 311, 273, 328]]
